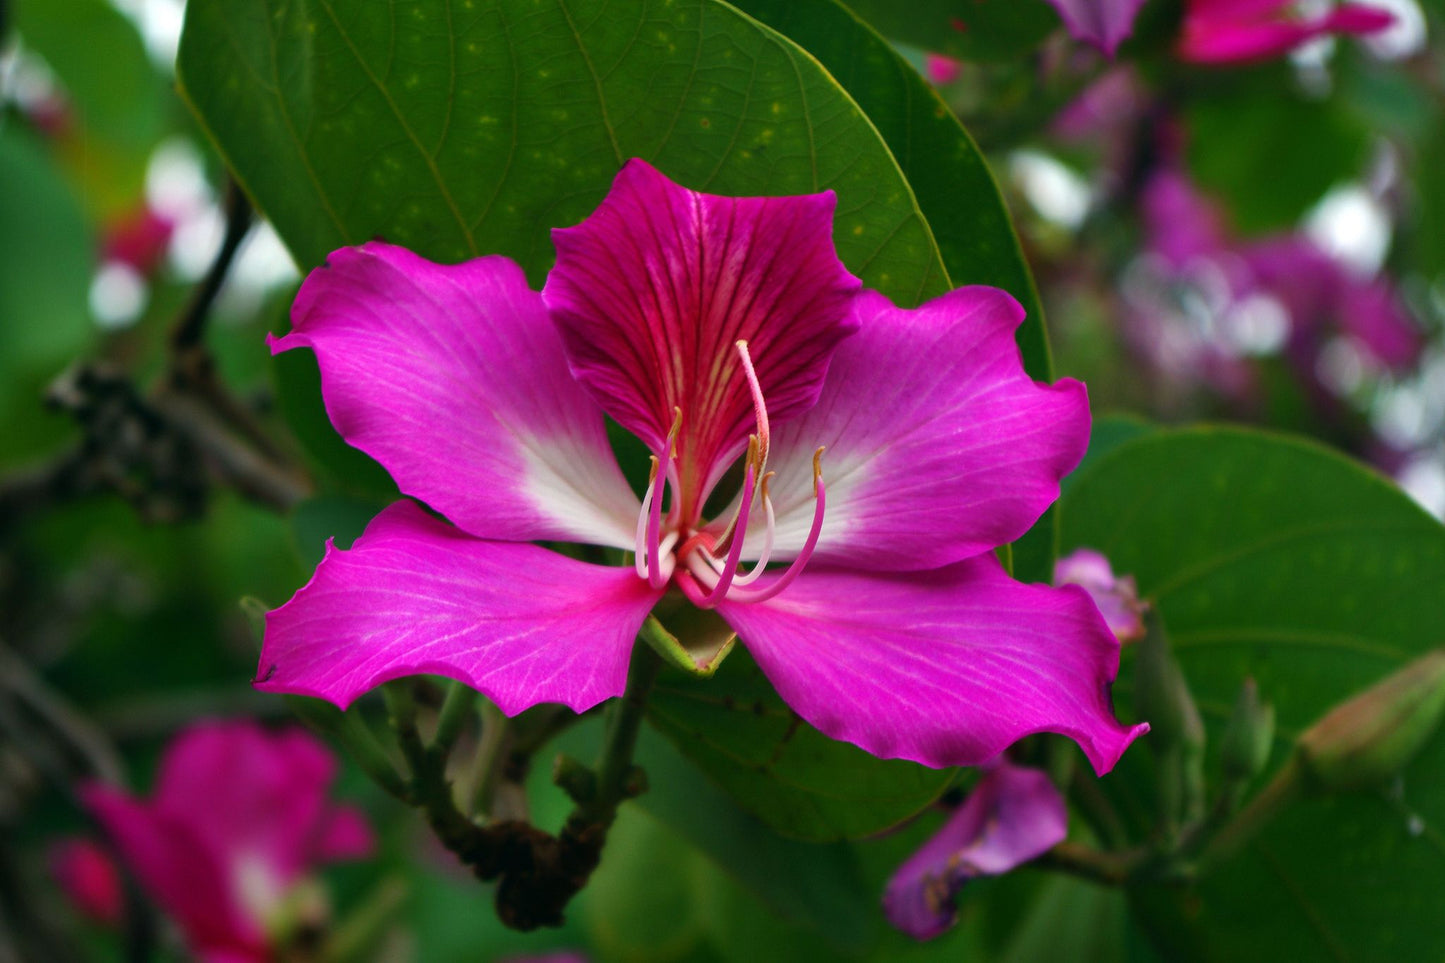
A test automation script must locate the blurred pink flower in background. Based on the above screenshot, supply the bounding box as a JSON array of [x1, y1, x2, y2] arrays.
[[925, 54, 962, 85], [101, 203, 177, 276], [1124, 163, 1420, 398], [1179, 0, 1394, 63], [883, 762, 1067, 940], [49, 838, 124, 927], [78, 720, 373, 963], [1046, 0, 1150, 55]]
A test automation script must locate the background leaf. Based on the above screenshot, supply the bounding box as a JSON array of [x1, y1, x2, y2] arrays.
[[837, 0, 1060, 64], [647, 650, 954, 841], [1057, 427, 1445, 960], [733, 0, 1051, 378], [177, 0, 961, 307]]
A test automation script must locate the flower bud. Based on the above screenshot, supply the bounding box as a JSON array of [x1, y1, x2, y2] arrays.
[[1297, 649, 1445, 792], [1220, 678, 1274, 784], [1133, 613, 1203, 754], [1054, 548, 1147, 643]]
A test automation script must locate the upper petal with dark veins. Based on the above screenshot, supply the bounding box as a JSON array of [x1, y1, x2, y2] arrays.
[[544, 159, 861, 517]]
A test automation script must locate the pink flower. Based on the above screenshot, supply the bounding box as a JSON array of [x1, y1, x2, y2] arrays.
[[1054, 548, 1147, 643], [79, 721, 373, 963], [101, 203, 176, 276], [1046, 0, 1150, 56], [258, 159, 1145, 774], [925, 54, 962, 86], [1126, 166, 1420, 390], [49, 838, 124, 927], [883, 762, 1067, 940], [1179, 0, 1394, 64]]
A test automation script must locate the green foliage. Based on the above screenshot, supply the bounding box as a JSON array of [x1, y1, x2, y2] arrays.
[[177, 0, 949, 309], [647, 650, 954, 841], [0, 130, 93, 461], [1059, 427, 1445, 960], [734, 0, 1052, 379], [1183, 72, 1370, 234], [839, 0, 1060, 64]]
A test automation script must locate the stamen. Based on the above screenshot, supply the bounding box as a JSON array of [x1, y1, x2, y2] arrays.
[[637, 408, 683, 588], [735, 340, 770, 471], [694, 462, 757, 608], [725, 448, 826, 605], [633, 455, 661, 578], [732, 471, 776, 586], [712, 434, 760, 555]]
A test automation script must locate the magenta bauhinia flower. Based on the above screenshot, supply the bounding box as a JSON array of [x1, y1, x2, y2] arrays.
[[79, 720, 373, 963], [883, 761, 1067, 940], [1054, 548, 1147, 643], [1179, 0, 1394, 63], [258, 159, 1145, 774], [1046, 0, 1150, 56]]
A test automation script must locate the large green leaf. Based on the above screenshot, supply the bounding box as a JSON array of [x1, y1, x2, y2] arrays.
[[647, 650, 954, 841], [1058, 427, 1445, 960], [838, 0, 1059, 64], [177, 0, 953, 307], [633, 727, 874, 951], [0, 130, 94, 464], [731, 0, 1051, 379]]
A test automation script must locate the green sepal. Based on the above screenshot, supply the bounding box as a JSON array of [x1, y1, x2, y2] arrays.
[[639, 609, 736, 678]]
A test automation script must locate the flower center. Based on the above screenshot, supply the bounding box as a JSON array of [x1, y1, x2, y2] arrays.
[[632, 340, 826, 607]]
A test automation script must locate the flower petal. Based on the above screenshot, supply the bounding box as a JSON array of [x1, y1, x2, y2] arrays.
[[258, 501, 664, 714], [752, 288, 1088, 571], [273, 242, 640, 549], [149, 722, 337, 885], [49, 838, 124, 926], [883, 762, 1066, 940], [717, 555, 1146, 774], [1045, 0, 1149, 56], [545, 159, 861, 514], [313, 806, 375, 862], [1180, 0, 1393, 62], [80, 783, 260, 954]]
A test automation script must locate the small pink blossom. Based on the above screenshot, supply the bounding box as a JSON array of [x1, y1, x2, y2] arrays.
[[49, 838, 124, 926], [101, 203, 176, 275], [883, 762, 1067, 940], [925, 54, 962, 86], [79, 720, 373, 963], [1179, 0, 1394, 64], [1046, 0, 1150, 56], [260, 160, 1145, 774], [1055, 548, 1147, 643]]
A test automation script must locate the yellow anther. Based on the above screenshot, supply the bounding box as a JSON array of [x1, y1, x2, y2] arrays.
[[667, 406, 683, 458], [812, 447, 826, 495]]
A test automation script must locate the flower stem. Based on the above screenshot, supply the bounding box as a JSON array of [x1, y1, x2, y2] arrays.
[[470, 700, 514, 819], [432, 680, 475, 756], [1197, 757, 1304, 872], [580, 643, 662, 824], [1034, 840, 1143, 887], [382, 682, 482, 853]]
